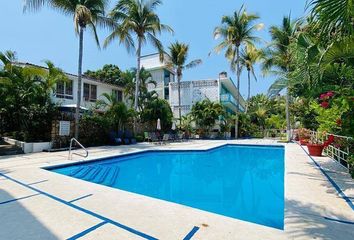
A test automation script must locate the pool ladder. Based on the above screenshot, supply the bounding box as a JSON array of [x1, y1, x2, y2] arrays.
[[68, 138, 89, 161]]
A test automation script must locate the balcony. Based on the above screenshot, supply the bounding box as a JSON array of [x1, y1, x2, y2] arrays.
[[220, 94, 244, 112], [220, 93, 237, 105]]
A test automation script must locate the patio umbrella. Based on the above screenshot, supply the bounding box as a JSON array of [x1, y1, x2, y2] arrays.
[[157, 118, 161, 131], [171, 121, 176, 130]]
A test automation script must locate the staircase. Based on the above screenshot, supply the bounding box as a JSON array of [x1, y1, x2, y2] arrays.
[[69, 165, 120, 187], [0, 138, 24, 156]]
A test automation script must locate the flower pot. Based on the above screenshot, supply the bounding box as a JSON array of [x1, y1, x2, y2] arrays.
[[307, 144, 324, 157], [300, 138, 309, 145]]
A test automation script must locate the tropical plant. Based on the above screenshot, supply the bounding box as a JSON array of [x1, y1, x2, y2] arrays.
[[190, 99, 225, 136], [104, 0, 173, 115], [121, 68, 157, 110], [140, 98, 173, 131], [106, 102, 134, 131], [213, 5, 262, 138], [179, 114, 194, 134], [307, 0, 354, 37], [85, 64, 125, 86], [262, 16, 298, 141], [166, 41, 202, 126], [0, 51, 63, 141], [24, 0, 113, 139], [240, 44, 262, 111]]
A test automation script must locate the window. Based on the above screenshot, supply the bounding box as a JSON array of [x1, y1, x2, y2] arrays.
[[112, 89, 123, 102], [83, 83, 97, 102], [56, 80, 73, 99]]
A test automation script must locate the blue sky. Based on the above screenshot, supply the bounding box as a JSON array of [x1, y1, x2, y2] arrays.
[[1, 0, 307, 98]]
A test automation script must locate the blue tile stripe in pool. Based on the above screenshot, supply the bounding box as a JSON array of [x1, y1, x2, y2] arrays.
[[49, 144, 285, 229]]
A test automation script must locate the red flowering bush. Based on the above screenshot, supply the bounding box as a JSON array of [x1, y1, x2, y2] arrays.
[[320, 91, 335, 100], [319, 91, 335, 108], [321, 101, 329, 108]]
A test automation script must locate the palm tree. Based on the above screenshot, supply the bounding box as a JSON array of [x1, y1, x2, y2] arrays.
[[213, 5, 262, 138], [307, 0, 354, 37], [104, 0, 173, 116], [24, 0, 113, 140], [167, 41, 202, 126], [240, 44, 262, 112], [262, 16, 298, 142], [41, 60, 69, 95], [121, 68, 157, 110]]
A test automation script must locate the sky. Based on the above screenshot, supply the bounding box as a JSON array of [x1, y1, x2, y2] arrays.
[[1, 0, 308, 98]]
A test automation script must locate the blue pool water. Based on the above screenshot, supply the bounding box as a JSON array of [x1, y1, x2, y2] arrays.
[[50, 144, 284, 229]]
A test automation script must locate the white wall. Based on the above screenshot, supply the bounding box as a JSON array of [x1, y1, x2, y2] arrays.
[[51, 75, 125, 110], [141, 53, 171, 70], [147, 69, 165, 99], [169, 79, 220, 118]]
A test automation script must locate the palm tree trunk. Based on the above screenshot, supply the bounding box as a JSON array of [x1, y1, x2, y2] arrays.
[[246, 69, 251, 113], [285, 86, 291, 142], [134, 39, 142, 111], [177, 73, 182, 127], [235, 46, 241, 139], [74, 27, 84, 140], [133, 39, 142, 133]]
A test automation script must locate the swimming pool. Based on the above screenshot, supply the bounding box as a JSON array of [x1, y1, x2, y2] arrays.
[[49, 144, 284, 229]]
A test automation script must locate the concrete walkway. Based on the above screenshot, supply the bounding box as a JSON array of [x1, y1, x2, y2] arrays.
[[0, 140, 353, 239]]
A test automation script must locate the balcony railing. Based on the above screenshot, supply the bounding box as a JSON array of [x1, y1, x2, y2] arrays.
[[220, 93, 245, 111], [220, 94, 237, 105]]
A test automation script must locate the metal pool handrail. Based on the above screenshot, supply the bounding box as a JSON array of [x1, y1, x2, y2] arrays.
[[68, 138, 88, 161]]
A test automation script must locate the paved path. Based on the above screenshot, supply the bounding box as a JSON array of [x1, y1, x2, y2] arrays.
[[0, 140, 353, 239]]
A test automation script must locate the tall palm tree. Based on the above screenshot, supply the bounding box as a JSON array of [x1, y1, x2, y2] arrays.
[[213, 5, 262, 138], [24, 0, 113, 140], [240, 44, 262, 112], [104, 0, 173, 115], [262, 16, 298, 142], [167, 41, 202, 126]]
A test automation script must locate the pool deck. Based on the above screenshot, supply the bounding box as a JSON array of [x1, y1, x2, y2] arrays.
[[0, 139, 353, 240]]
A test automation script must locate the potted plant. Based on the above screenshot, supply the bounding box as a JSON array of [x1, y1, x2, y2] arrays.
[[298, 128, 310, 145], [307, 138, 324, 156]]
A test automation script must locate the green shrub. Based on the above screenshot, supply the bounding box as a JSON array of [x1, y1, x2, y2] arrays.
[[79, 114, 110, 147]]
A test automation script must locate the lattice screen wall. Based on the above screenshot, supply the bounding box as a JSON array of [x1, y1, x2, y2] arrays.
[[169, 80, 220, 118]]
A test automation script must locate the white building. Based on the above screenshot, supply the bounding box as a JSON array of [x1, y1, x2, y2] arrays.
[[169, 73, 246, 118], [18, 62, 124, 111], [140, 53, 175, 100], [141, 54, 246, 118], [53, 73, 124, 111]]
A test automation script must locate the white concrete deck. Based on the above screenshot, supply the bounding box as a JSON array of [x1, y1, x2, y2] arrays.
[[0, 140, 353, 240]]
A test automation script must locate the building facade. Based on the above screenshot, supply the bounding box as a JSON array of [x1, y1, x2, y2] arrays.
[[168, 73, 246, 118], [141, 53, 175, 100], [52, 73, 124, 111], [17, 62, 125, 111]]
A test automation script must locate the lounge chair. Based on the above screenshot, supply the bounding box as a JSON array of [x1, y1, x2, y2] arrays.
[[150, 132, 163, 144], [117, 130, 129, 145], [109, 131, 122, 145], [144, 132, 151, 142], [125, 130, 137, 144], [162, 134, 170, 144]]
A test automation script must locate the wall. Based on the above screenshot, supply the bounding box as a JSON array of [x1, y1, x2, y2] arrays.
[[51, 75, 125, 110], [169, 79, 220, 118]]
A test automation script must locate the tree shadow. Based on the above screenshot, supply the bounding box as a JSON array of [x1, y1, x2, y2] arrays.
[[0, 189, 58, 240], [285, 199, 354, 239]]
